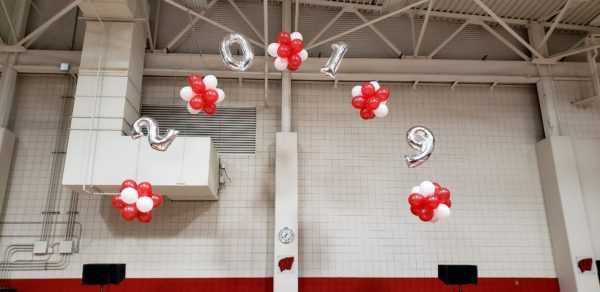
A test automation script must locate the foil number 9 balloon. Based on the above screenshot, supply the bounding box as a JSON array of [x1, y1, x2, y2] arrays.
[[220, 33, 254, 71], [321, 42, 348, 79], [405, 126, 435, 168], [131, 117, 179, 152]]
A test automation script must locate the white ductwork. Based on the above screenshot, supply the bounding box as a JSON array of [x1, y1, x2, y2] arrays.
[[62, 15, 220, 201]]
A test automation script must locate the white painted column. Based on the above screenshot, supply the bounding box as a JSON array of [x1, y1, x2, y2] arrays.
[[528, 23, 561, 137], [530, 23, 600, 292], [0, 54, 17, 214], [0, 0, 30, 214], [536, 137, 600, 292], [273, 1, 298, 292]]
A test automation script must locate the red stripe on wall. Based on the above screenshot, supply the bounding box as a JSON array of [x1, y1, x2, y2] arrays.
[[1, 277, 559, 292]]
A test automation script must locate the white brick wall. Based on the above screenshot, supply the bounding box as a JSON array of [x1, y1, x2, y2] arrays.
[[1, 76, 555, 279]]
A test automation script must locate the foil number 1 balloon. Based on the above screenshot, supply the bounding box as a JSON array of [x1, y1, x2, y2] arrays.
[[220, 33, 254, 71], [321, 42, 348, 79], [405, 126, 435, 168]]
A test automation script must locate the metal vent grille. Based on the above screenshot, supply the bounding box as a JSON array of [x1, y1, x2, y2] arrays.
[[140, 105, 256, 154]]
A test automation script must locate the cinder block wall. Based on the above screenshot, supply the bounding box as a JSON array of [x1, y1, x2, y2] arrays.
[[1, 76, 565, 289]]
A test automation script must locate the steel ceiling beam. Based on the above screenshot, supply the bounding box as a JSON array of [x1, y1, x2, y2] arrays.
[[305, 8, 346, 48], [428, 20, 470, 58], [353, 8, 402, 57], [227, 0, 264, 43], [478, 20, 530, 61], [164, 0, 262, 47], [140, 0, 155, 51], [537, 0, 575, 50], [547, 41, 600, 61], [0, 0, 17, 44], [306, 0, 429, 50], [414, 0, 434, 56], [471, 0, 544, 59], [16, 0, 83, 48], [164, 0, 219, 52]]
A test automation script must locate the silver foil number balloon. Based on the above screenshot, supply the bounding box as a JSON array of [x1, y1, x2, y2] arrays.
[[220, 33, 254, 71], [131, 117, 179, 152], [320, 42, 348, 79], [405, 126, 435, 168]]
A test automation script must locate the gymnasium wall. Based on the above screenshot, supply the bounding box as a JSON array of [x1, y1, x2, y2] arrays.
[[1, 75, 559, 291]]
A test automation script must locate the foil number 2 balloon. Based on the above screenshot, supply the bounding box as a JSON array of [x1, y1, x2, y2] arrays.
[[131, 117, 179, 152], [405, 126, 435, 168]]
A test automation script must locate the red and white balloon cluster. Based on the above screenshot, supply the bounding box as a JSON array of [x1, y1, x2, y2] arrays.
[[111, 180, 164, 223], [407, 181, 452, 223], [351, 81, 390, 120], [267, 32, 308, 72], [179, 74, 225, 116]]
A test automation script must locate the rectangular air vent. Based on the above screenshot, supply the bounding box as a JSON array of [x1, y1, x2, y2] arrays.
[[140, 105, 256, 154]]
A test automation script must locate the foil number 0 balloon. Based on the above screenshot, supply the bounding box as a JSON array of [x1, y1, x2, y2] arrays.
[[220, 33, 254, 71], [405, 126, 435, 168], [131, 117, 179, 152], [321, 42, 348, 79]]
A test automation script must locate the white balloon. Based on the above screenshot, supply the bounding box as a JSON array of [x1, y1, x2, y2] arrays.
[[267, 43, 279, 58], [419, 181, 436, 195], [370, 81, 381, 91], [216, 88, 226, 103], [435, 204, 451, 220], [187, 102, 201, 114], [351, 85, 362, 97], [299, 49, 308, 61], [120, 187, 139, 204], [290, 32, 303, 40], [410, 186, 421, 194], [374, 103, 389, 118], [274, 57, 288, 71], [136, 196, 154, 213], [203, 75, 218, 90], [179, 86, 194, 101]]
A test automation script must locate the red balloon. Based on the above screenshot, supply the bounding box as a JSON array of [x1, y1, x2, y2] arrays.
[[425, 195, 441, 210], [288, 54, 302, 68], [188, 75, 205, 93], [120, 179, 137, 191], [111, 196, 126, 209], [418, 208, 434, 222], [277, 32, 292, 45], [187, 74, 202, 85], [189, 96, 205, 110], [375, 87, 390, 102], [204, 103, 217, 115], [408, 193, 425, 207], [151, 193, 164, 208], [410, 206, 421, 216], [137, 211, 153, 223], [361, 83, 376, 97], [120, 205, 138, 221], [203, 89, 219, 104], [290, 39, 304, 54], [351, 96, 366, 109], [277, 44, 292, 58], [366, 97, 381, 110], [287, 63, 300, 72], [445, 200, 452, 208], [433, 182, 441, 191], [359, 108, 375, 120], [436, 188, 451, 203], [137, 182, 153, 196]]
